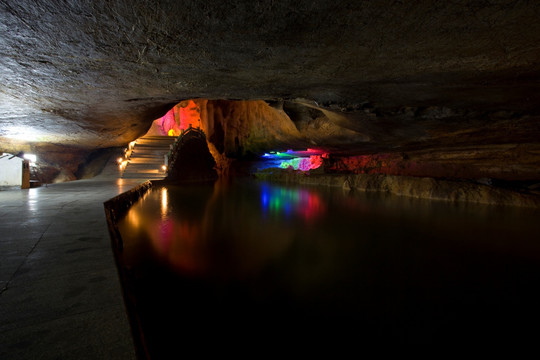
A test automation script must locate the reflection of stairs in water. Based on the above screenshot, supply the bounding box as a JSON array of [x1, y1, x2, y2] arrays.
[[121, 135, 176, 179]]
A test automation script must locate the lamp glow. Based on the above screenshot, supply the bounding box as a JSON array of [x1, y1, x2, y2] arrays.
[[23, 154, 37, 163]]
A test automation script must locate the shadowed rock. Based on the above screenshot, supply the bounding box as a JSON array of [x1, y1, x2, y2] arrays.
[[165, 129, 218, 183]]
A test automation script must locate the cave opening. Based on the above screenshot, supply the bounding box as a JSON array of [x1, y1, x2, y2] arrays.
[[146, 99, 202, 137], [113, 97, 540, 205], [119, 99, 342, 181], [1, 0, 540, 355], [103, 98, 540, 354]]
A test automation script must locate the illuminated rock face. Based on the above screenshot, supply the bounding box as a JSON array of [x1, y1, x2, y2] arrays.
[[147, 100, 202, 137], [0, 1, 539, 183]]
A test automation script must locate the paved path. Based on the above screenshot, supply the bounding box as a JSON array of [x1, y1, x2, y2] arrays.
[[0, 161, 142, 359]]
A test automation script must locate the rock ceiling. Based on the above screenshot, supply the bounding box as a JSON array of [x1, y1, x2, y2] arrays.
[[1, 0, 539, 181]]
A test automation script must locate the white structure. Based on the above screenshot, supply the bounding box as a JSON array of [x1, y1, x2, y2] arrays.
[[0, 153, 30, 188]]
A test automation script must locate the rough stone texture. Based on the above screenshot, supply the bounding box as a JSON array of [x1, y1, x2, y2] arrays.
[[255, 169, 540, 208], [324, 145, 540, 181], [1, 0, 540, 181], [195, 99, 540, 182]]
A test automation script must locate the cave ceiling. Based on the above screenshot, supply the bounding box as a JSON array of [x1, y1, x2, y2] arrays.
[[1, 0, 539, 158]]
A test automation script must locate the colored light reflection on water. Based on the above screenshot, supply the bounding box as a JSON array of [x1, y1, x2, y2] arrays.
[[260, 183, 325, 220], [115, 180, 540, 351], [118, 182, 327, 278]]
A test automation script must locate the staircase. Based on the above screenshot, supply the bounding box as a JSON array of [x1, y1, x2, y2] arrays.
[[121, 135, 176, 180]]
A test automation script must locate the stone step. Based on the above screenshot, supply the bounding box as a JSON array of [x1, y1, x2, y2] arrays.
[[121, 171, 166, 178], [133, 142, 174, 146], [123, 169, 164, 174], [126, 160, 165, 164], [121, 135, 175, 179], [128, 155, 167, 160], [136, 138, 174, 142], [122, 175, 166, 179], [138, 135, 176, 140], [122, 166, 163, 171]]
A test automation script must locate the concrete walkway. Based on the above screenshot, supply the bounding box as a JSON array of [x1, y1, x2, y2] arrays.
[[0, 161, 142, 359]]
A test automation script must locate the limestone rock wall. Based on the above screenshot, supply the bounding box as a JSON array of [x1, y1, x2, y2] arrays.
[[199, 100, 301, 156], [255, 171, 540, 208], [325, 144, 540, 182], [1, 1, 540, 183]]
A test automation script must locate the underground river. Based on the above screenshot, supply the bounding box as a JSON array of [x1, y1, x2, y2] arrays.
[[115, 179, 540, 351]]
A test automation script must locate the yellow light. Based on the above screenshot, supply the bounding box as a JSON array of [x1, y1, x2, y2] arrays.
[[162, 165, 167, 171], [128, 210, 140, 228], [117, 157, 123, 164], [161, 187, 168, 217]]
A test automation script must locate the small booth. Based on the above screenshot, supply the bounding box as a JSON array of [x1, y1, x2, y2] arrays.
[[0, 153, 30, 189]]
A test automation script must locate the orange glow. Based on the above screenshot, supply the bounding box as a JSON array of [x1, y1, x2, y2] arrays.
[[159, 100, 201, 137], [128, 210, 140, 229], [122, 184, 296, 279], [161, 187, 168, 218]]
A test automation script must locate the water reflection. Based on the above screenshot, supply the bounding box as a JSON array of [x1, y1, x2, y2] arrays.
[[260, 183, 325, 221], [116, 180, 540, 350], [160, 187, 168, 218], [120, 181, 311, 279]]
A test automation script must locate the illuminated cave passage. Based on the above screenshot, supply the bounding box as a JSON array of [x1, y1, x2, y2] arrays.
[[146, 99, 202, 137], [2, 1, 540, 356], [105, 101, 540, 354], [121, 98, 360, 181], [110, 97, 540, 206]]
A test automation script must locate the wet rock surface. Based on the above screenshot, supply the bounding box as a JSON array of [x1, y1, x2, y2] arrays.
[[0, 0, 539, 182], [255, 169, 540, 208]]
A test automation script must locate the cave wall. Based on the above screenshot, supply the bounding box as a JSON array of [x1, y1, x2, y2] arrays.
[[324, 145, 540, 182], [191, 99, 540, 182], [1, 0, 540, 182], [200, 100, 301, 156]]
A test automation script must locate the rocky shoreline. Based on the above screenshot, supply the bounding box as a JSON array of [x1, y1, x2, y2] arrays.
[[255, 169, 540, 208]]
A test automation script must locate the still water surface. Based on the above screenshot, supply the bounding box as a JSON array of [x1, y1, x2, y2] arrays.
[[117, 179, 540, 349]]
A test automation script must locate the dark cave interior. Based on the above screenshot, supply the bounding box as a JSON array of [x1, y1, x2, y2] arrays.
[[1, 0, 539, 200]]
